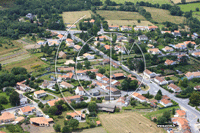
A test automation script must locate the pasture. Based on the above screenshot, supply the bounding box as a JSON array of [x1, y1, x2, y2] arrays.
[[101, 0, 171, 4], [178, 2, 200, 12], [143, 7, 185, 24], [99, 112, 165, 133], [62, 11, 92, 24]]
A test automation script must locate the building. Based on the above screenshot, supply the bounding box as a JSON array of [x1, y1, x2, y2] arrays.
[[165, 59, 176, 65], [75, 86, 85, 95], [66, 25, 76, 29], [194, 85, 200, 91], [192, 52, 200, 57], [116, 97, 129, 107], [34, 90, 47, 98], [184, 41, 196, 46], [121, 26, 132, 31], [16, 83, 31, 92], [148, 26, 158, 31], [95, 36, 108, 41], [105, 86, 121, 95], [147, 44, 154, 48], [66, 111, 85, 121], [19, 94, 28, 105], [57, 67, 74, 72], [37, 41, 45, 45], [172, 117, 191, 132], [143, 69, 156, 78], [160, 99, 173, 107], [0, 112, 15, 124], [64, 60, 75, 65], [40, 80, 55, 89], [172, 30, 181, 37], [88, 89, 99, 96], [154, 76, 168, 85], [150, 100, 158, 108], [96, 121, 101, 126], [74, 45, 81, 51], [58, 51, 66, 59], [176, 110, 186, 118], [20, 106, 36, 115], [161, 31, 172, 34], [47, 40, 59, 46], [57, 34, 63, 39], [60, 81, 74, 89], [66, 38, 74, 47], [112, 73, 125, 79], [96, 103, 116, 112], [96, 73, 106, 81], [104, 45, 111, 50], [185, 71, 200, 80], [162, 46, 174, 52], [83, 53, 95, 60], [132, 92, 148, 102], [138, 35, 148, 41], [134, 26, 148, 31], [30, 117, 53, 127], [168, 83, 181, 93], [108, 25, 119, 31], [148, 48, 161, 55], [174, 43, 187, 50]]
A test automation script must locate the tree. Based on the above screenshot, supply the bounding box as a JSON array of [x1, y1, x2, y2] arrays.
[[49, 106, 58, 115], [0, 96, 8, 104], [157, 116, 167, 125], [98, 68, 106, 74], [88, 102, 97, 112], [172, 108, 175, 115], [0, 64, 1, 71], [198, 118, 199, 123], [155, 93, 162, 100], [77, 63, 82, 69], [163, 111, 171, 121], [157, 90, 162, 96], [189, 92, 200, 106], [53, 124, 61, 132], [181, 0, 186, 3], [196, 7, 199, 11], [137, 19, 141, 23], [62, 126, 70, 133], [38, 102, 44, 108], [69, 119, 79, 130], [9, 91, 20, 106], [84, 60, 90, 69], [67, 33, 71, 39]]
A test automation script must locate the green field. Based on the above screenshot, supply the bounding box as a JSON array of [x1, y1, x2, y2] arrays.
[[193, 11, 200, 20], [101, 0, 171, 4], [143, 7, 185, 24], [178, 3, 200, 12], [0, 92, 14, 109]]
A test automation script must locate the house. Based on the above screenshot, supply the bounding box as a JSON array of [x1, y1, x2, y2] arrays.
[[108, 25, 119, 31], [60, 81, 74, 89], [88, 89, 99, 96], [174, 43, 187, 50], [66, 111, 85, 121], [150, 100, 158, 108], [96, 121, 101, 126], [63, 95, 83, 103], [172, 117, 191, 133], [168, 83, 181, 93], [75, 86, 85, 95], [134, 26, 148, 31], [20, 106, 36, 115], [185, 71, 200, 80], [194, 85, 200, 91], [172, 30, 181, 37], [0, 112, 15, 124], [176, 110, 186, 118], [147, 44, 154, 48], [37, 41, 45, 45], [191, 52, 200, 57], [74, 45, 81, 51], [105, 86, 121, 95], [102, 59, 110, 65], [58, 73, 74, 80], [26, 13, 34, 19], [19, 94, 28, 105], [66, 38, 74, 47], [162, 95, 170, 100], [184, 41, 196, 46], [66, 25, 76, 29], [161, 31, 172, 34], [47, 40, 59, 46], [114, 45, 126, 54], [102, 77, 110, 84], [187, 34, 198, 40], [164, 59, 176, 65], [132, 92, 148, 103], [160, 99, 173, 107], [143, 69, 156, 78], [138, 35, 148, 41], [30, 117, 53, 127], [57, 67, 74, 72], [83, 53, 95, 60], [162, 46, 174, 52], [148, 26, 158, 31], [121, 26, 132, 31], [112, 73, 125, 79], [34, 90, 47, 98], [58, 51, 66, 59], [95, 36, 108, 41], [96, 73, 106, 81], [104, 45, 111, 50], [96, 103, 116, 112], [64, 60, 75, 65], [57, 34, 63, 39], [40, 80, 55, 89], [154, 76, 168, 85], [148, 48, 161, 55], [111, 61, 119, 68], [89, 19, 95, 24], [116, 97, 129, 107], [16, 82, 31, 92]]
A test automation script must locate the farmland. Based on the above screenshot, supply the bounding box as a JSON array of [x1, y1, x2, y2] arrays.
[[172, 0, 200, 4], [62, 11, 92, 24], [100, 0, 171, 4], [99, 112, 165, 133], [107, 20, 153, 26], [143, 7, 185, 24], [178, 2, 200, 12]]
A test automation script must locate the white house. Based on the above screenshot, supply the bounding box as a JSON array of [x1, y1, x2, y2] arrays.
[[60, 81, 74, 89], [96, 73, 106, 81], [154, 76, 168, 85], [143, 69, 156, 79], [148, 26, 158, 31], [74, 45, 81, 51], [134, 26, 148, 31], [121, 26, 132, 31], [172, 30, 181, 37], [66, 38, 74, 47], [174, 43, 187, 50], [164, 59, 176, 65], [75, 86, 85, 95], [132, 92, 148, 103], [108, 25, 119, 31], [34, 90, 47, 98], [160, 99, 173, 107], [168, 83, 181, 93], [185, 71, 200, 80], [162, 46, 174, 52], [138, 35, 148, 41], [66, 111, 85, 121], [192, 52, 200, 57], [148, 48, 161, 55], [161, 31, 171, 34], [83, 53, 95, 60]]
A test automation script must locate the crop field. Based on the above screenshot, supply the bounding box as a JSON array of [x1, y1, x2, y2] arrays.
[[97, 10, 145, 20], [178, 2, 200, 12], [101, 0, 171, 4], [99, 112, 165, 133], [143, 7, 185, 24], [62, 11, 92, 24]]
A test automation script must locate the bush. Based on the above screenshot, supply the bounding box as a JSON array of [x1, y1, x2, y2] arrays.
[[115, 107, 120, 112]]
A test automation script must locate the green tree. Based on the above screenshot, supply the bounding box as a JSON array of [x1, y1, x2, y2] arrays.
[[84, 60, 90, 69], [49, 106, 58, 115], [172, 108, 176, 115], [189, 92, 200, 106], [77, 63, 82, 69], [69, 119, 79, 130], [38, 102, 44, 108], [53, 124, 61, 132], [62, 126, 70, 133], [155, 94, 162, 100], [137, 19, 141, 23], [88, 102, 97, 112], [0, 64, 1, 71], [9, 91, 20, 106], [163, 111, 171, 121], [98, 68, 106, 74], [157, 117, 167, 125]]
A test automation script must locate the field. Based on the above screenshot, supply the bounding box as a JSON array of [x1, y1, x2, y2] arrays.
[[100, 0, 171, 4], [193, 12, 200, 20], [99, 112, 165, 133], [178, 2, 200, 12], [172, 0, 200, 4], [62, 11, 92, 24], [143, 7, 185, 24]]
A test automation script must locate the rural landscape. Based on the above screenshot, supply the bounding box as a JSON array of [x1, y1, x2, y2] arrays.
[[0, 0, 200, 133]]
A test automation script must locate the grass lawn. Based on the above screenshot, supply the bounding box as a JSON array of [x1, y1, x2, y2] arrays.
[[62, 11, 92, 24], [39, 74, 56, 81], [141, 85, 150, 91], [0, 92, 14, 109], [169, 76, 179, 82], [143, 7, 185, 24], [100, 0, 171, 4], [193, 11, 200, 20], [178, 2, 200, 12], [42, 94, 56, 100]]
